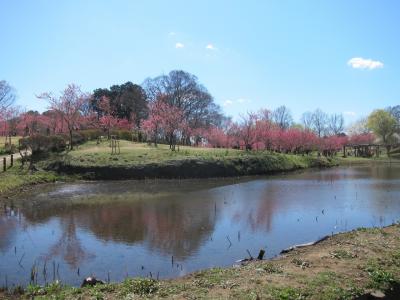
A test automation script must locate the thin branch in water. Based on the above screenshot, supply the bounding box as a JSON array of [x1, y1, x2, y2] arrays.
[[246, 249, 253, 260], [226, 235, 232, 248], [18, 253, 25, 268]]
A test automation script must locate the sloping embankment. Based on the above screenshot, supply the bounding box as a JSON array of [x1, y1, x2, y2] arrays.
[[45, 154, 335, 180]]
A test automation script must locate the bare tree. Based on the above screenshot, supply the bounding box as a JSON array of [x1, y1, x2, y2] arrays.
[[143, 70, 223, 144], [272, 105, 293, 129], [0, 80, 16, 111], [387, 105, 400, 133], [347, 117, 370, 136], [311, 109, 328, 137], [328, 113, 344, 135], [301, 111, 314, 130]]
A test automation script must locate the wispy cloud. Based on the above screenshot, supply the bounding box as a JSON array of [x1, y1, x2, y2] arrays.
[[168, 31, 176, 36], [223, 100, 233, 107], [223, 98, 250, 107], [347, 57, 383, 70], [206, 44, 217, 51], [343, 111, 357, 117], [175, 42, 184, 49]]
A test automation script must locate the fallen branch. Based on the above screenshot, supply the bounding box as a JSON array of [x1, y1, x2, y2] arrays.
[[280, 235, 329, 254]]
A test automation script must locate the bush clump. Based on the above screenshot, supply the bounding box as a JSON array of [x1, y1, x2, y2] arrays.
[[19, 134, 66, 154]]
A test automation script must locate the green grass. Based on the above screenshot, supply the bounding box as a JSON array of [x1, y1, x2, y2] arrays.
[[62, 140, 246, 166], [330, 249, 356, 259], [365, 261, 397, 290], [54, 140, 335, 167], [0, 136, 21, 154], [0, 160, 69, 197]]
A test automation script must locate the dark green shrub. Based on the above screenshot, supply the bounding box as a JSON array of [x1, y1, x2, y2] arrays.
[[79, 129, 103, 141], [71, 132, 86, 145], [110, 129, 133, 141], [19, 134, 66, 154]]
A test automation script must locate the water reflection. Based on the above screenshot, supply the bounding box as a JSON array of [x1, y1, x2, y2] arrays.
[[44, 215, 95, 269], [0, 207, 18, 253], [1, 164, 400, 287]]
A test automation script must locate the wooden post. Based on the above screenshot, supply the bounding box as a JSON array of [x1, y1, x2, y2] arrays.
[[10, 154, 13, 167], [343, 145, 346, 158], [3, 157, 6, 172], [257, 249, 266, 260]]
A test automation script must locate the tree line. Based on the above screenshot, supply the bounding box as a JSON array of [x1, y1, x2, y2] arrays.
[[0, 72, 399, 156]]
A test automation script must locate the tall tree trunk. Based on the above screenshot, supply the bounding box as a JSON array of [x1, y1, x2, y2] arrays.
[[69, 130, 73, 150]]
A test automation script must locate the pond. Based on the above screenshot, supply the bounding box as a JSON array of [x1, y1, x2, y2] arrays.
[[1, 164, 400, 288]]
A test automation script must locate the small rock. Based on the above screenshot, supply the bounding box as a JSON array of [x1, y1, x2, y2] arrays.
[[370, 290, 385, 298], [255, 268, 265, 273], [81, 276, 105, 287]]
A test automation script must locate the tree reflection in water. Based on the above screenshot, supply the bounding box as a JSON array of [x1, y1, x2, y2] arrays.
[[44, 214, 95, 269], [0, 206, 18, 253], [2, 165, 399, 287]]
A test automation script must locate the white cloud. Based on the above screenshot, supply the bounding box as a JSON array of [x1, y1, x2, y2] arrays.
[[206, 44, 217, 50], [223, 98, 250, 107], [175, 42, 184, 49], [343, 111, 357, 117], [237, 98, 250, 103], [223, 100, 233, 107], [347, 57, 383, 69], [169, 31, 176, 36]]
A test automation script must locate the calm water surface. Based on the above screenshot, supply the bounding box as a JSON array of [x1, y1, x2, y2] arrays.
[[1, 165, 400, 287]]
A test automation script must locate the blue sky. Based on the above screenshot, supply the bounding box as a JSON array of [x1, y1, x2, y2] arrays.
[[1, 0, 399, 125]]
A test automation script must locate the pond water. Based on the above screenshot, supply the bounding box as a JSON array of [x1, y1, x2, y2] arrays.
[[1, 164, 400, 287]]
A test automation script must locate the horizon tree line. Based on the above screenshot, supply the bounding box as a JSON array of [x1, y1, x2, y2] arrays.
[[1, 71, 399, 155]]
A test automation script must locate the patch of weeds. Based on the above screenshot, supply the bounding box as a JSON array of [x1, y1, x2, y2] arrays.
[[69, 287, 82, 296], [119, 278, 158, 297], [316, 285, 364, 300], [26, 284, 45, 296], [357, 227, 372, 233], [44, 281, 63, 294], [310, 271, 338, 286], [230, 289, 262, 300], [157, 283, 188, 297], [357, 227, 383, 234], [330, 249, 356, 259], [366, 265, 395, 289], [193, 268, 234, 287], [342, 286, 365, 300], [261, 262, 283, 274], [192, 278, 215, 289], [305, 272, 364, 300], [268, 286, 305, 300], [11, 286, 24, 295], [97, 283, 116, 293], [291, 258, 310, 269], [90, 289, 104, 300], [391, 251, 400, 266]]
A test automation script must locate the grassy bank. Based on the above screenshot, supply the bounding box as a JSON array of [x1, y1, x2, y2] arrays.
[[4, 139, 393, 199], [3, 139, 399, 199], [0, 160, 77, 201], [41, 140, 336, 180], [0, 137, 20, 155], [2, 223, 399, 300]]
